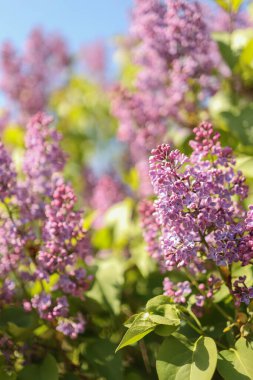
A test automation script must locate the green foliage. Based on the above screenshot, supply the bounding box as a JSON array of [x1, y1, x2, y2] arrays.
[[156, 334, 217, 380], [215, 0, 244, 12], [17, 355, 58, 380], [86, 339, 123, 380], [217, 337, 253, 379], [116, 296, 180, 351], [86, 257, 124, 315], [0, 369, 16, 380]]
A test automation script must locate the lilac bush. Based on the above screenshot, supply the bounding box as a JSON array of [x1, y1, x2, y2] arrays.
[[0, 113, 91, 364], [119, 121, 253, 379], [1, 0, 253, 379]]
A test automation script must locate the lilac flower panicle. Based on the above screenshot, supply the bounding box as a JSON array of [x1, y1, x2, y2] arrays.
[[38, 182, 90, 273], [163, 278, 191, 304], [112, 0, 220, 195], [56, 313, 86, 339], [145, 121, 253, 306], [23, 112, 66, 198], [232, 276, 253, 306], [149, 121, 249, 269], [0, 28, 70, 118], [0, 113, 91, 338]]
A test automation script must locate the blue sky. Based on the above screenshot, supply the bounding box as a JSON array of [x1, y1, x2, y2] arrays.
[[0, 1, 133, 49]]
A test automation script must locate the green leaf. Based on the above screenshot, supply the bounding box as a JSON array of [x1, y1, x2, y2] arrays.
[[146, 295, 171, 312], [217, 337, 253, 379], [0, 307, 37, 338], [61, 375, 79, 380], [116, 313, 156, 352], [156, 334, 217, 380], [149, 314, 177, 325], [236, 156, 253, 178], [0, 307, 35, 328], [0, 369, 16, 380], [86, 339, 123, 380], [86, 257, 124, 315], [221, 106, 253, 146], [104, 198, 134, 246], [215, 0, 244, 12], [216, 40, 238, 70], [155, 324, 179, 337], [18, 354, 58, 380], [124, 314, 140, 328]]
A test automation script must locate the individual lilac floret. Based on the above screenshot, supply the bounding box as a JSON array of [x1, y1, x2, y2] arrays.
[[232, 276, 253, 306], [25, 293, 69, 321], [56, 313, 86, 339], [163, 278, 191, 303], [149, 121, 249, 269]]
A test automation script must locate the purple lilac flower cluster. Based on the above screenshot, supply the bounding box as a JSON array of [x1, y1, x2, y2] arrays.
[[23, 113, 66, 195], [142, 121, 253, 307], [80, 40, 107, 81], [0, 28, 70, 120], [112, 0, 220, 196], [0, 112, 91, 339], [87, 173, 127, 227]]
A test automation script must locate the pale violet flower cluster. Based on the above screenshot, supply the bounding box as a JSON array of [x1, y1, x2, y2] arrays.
[[0, 113, 91, 339], [141, 121, 253, 306]]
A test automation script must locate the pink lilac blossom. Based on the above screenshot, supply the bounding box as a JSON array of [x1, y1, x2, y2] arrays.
[[163, 278, 191, 303], [88, 173, 127, 227], [139, 200, 163, 264], [24, 293, 69, 320], [146, 121, 253, 306], [16, 112, 66, 222], [232, 276, 253, 306], [38, 182, 90, 274], [239, 206, 253, 265], [0, 113, 91, 338], [23, 112, 66, 198], [80, 40, 106, 80], [56, 313, 86, 339], [149, 122, 248, 268], [211, 7, 253, 32], [0, 28, 70, 119], [112, 0, 220, 195]]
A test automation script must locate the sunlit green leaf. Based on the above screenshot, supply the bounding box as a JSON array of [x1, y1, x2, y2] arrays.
[[156, 334, 217, 380], [116, 313, 156, 352], [86, 258, 124, 314], [215, 0, 244, 12], [217, 337, 253, 379]]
